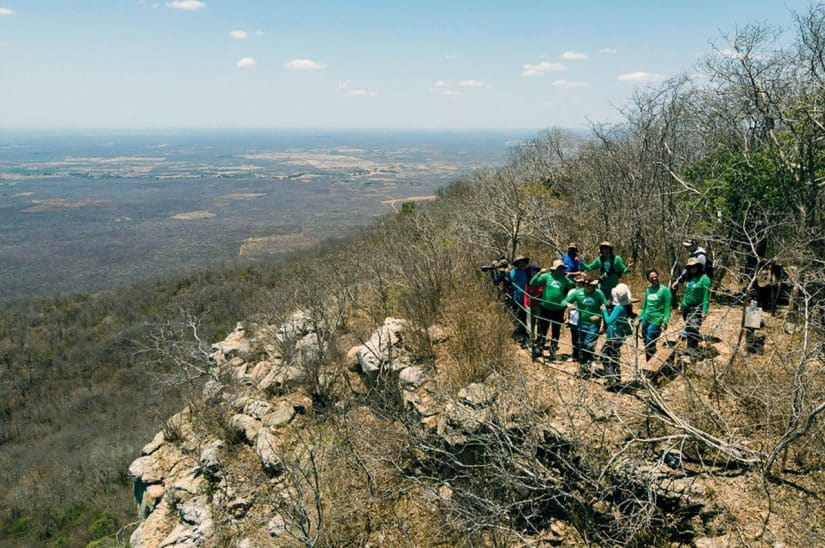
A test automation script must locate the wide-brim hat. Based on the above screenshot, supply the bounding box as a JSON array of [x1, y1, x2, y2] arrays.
[[599, 241, 612, 249], [567, 242, 578, 249], [551, 259, 566, 270], [682, 238, 697, 247], [587, 278, 600, 286], [513, 256, 530, 265], [686, 257, 702, 267]]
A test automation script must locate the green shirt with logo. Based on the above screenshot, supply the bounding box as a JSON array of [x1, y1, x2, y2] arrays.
[[529, 271, 574, 310], [640, 285, 672, 326]]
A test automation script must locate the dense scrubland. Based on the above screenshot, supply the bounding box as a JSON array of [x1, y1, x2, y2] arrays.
[[3, 6, 825, 546]]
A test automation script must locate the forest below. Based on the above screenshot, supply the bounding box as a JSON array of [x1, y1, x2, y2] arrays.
[[2, 5, 825, 547]]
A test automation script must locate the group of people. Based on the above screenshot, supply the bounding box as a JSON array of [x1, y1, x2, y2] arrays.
[[487, 239, 713, 391]]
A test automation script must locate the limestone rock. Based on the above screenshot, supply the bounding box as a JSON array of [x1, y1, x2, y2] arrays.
[[243, 399, 274, 419], [130, 501, 175, 547], [229, 414, 262, 443], [198, 440, 224, 480], [268, 514, 286, 537], [142, 431, 166, 455], [399, 366, 427, 388], [458, 382, 497, 408], [211, 322, 250, 363], [256, 430, 283, 476], [356, 317, 410, 376], [160, 496, 213, 546], [130, 455, 167, 485], [202, 380, 224, 402], [263, 403, 296, 428], [276, 310, 310, 343]]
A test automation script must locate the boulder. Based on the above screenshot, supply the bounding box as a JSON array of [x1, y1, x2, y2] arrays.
[[160, 496, 213, 546], [427, 324, 450, 343], [130, 455, 167, 485], [229, 414, 262, 443], [262, 403, 296, 428], [211, 323, 250, 363], [243, 399, 274, 419], [256, 430, 283, 476], [268, 514, 287, 537], [276, 310, 310, 343], [356, 317, 410, 376], [399, 366, 427, 389], [198, 440, 224, 480], [202, 380, 224, 402]]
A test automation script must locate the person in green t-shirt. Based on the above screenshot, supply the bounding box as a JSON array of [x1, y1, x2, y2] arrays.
[[581, 241, 632, 302], [529, 259, 574, 361], [639, 268, 672, 361], [562, 275, 607, 376], [679, 258, 711, 356]]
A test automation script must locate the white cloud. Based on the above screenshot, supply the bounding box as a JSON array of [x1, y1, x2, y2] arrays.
[[255, 30, 264, 36], [338, 80, 352, 89], [441, 89, 466, 97], [229, 30, 248, 39], [443, 53, 458, 60], [166, 0, 205, 9], [459, 79, 488, 88], [434, 80, 448, 88], [284, 59, 326, 70], [599, 48, 617, 54], [552, 80, 589, 88], [561, 51, 588, 60], [617, 71, 664, 82], [236, 57, 256, 68], [521, 61, 567, 77], [0, 7, 13, 15], [347, 89, 378, 97]]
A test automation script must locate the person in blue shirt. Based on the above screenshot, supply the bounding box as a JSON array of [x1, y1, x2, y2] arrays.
[[508, 256, 531, 346], [562, 242, 583, 277]]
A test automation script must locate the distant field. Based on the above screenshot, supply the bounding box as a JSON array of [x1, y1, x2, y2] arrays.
[[0, 130, 525, 298]]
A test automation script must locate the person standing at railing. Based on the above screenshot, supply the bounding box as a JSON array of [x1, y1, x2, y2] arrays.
[[679, 257, 711, 357], [565, 275, 586, 362], [601, 283, 633, 391], [561, 242, 583, 277], [508, 256, 531, 347], [581, 241, 632, 303], [529, 260, 574, 361], [562, 275, 607, 377], [524, 264, 543, 351], [639, 268, 671, 361]]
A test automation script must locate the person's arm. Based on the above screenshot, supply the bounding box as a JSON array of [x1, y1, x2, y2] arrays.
[[671, 268, 688, 288], [662, 287, 672, 325], [581, 257, 599, 272], [701, 276, 711, 315], [639, 290, 648, 320], [616, 255, 630, 274], [529, 272, 544, 286]]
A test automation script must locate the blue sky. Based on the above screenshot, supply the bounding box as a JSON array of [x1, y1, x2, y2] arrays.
[[0, 0, 813, 130]]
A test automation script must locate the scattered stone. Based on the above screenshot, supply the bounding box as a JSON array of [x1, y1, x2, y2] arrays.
[[346, 345, 361, 371], [263, 403, 296, 428], [438, 483, 453, 500]]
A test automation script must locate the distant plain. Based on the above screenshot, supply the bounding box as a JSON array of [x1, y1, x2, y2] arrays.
[[0, 130, 525, 298]]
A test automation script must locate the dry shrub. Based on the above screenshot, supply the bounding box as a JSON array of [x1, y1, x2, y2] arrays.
[[440, 277, 513, 393]]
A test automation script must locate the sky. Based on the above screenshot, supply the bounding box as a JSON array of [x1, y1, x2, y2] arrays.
[[0, 0, 815, 130]]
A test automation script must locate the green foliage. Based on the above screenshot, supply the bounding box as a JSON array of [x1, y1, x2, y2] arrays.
[[399, 200, 417, 216], [88, 512, 117, 540]]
